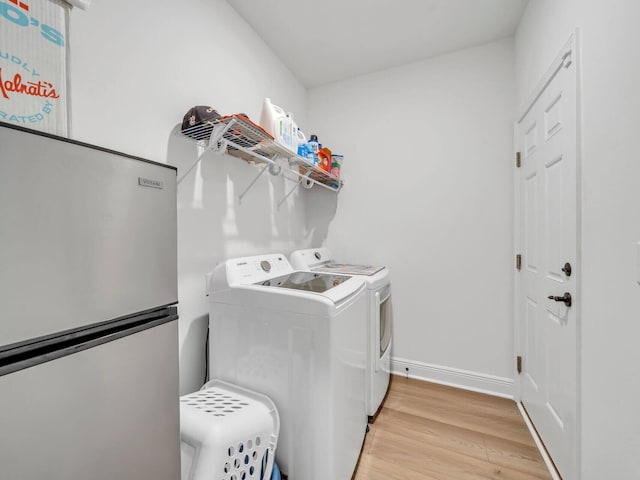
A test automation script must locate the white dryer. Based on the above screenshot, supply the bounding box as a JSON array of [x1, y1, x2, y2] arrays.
[[207, 254, 367, 480], [290, 248, 392, 420]]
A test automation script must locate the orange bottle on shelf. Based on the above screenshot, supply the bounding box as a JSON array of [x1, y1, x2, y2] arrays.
[[318, 147, 332, 172]]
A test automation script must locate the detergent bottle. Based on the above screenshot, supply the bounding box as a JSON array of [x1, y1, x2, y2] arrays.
[[331, 154, 343, 178], [295, 127, 307, 146], [278, 116, 291, 149], [260, 98, 295, 153], [259, 98, 283, 136], [307, 135, 319, 164], [318, 147, 332, 172], [287, 113, 298, 150]]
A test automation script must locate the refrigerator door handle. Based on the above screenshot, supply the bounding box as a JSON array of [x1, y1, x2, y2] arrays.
[[0, 306, 178, 377]]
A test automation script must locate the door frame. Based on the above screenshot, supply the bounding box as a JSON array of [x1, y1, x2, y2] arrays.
[[513, 30, 582, 479]]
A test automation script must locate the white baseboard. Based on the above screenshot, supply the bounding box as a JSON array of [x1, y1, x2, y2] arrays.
[[391, 357, 515, 399]]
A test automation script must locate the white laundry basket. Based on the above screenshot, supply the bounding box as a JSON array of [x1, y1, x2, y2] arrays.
[[180, 379, 279, 480]]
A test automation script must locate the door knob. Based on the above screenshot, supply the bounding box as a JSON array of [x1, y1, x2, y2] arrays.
[[548, 292, 572, 307]]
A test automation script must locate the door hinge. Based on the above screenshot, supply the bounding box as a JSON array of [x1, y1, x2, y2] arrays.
[[516, 254, 522, 271], [517, 356, 522, 374], [516, 151, 522, 168]]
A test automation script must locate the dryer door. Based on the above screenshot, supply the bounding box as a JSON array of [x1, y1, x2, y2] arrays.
[[376, 285, 392, 371]]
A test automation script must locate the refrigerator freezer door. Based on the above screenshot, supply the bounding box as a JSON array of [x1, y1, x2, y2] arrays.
[[0, 124, 177, 348], [0, 320, 180, 480]]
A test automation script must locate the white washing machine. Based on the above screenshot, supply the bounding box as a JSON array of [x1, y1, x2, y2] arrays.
[[290, 248, 392, 420], [207, 253, 368, 480]]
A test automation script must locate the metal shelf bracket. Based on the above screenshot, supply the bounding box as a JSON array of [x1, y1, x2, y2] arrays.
[[238, 163, 270, 205], [277, 173, 312, 210], [177, 121, 234, 185]]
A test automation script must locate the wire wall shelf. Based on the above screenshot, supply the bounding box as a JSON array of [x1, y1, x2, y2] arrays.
[[178, 115, 342, 206]]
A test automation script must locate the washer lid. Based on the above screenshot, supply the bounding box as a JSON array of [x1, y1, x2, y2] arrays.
[[312, 263, 385, 276], [255, 271, 351, 293]]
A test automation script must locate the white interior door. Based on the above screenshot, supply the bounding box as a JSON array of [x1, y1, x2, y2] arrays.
[[516, 37, 578, 480]]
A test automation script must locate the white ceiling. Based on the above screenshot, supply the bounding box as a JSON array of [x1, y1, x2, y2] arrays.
[[226, 0, 529, 88]]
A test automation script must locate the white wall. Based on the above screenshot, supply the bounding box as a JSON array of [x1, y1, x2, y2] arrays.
[[516, 2, 640, 478], [65, 2, 640, 475], [307, 39, 516, 394], [69, 0, 312, 394]]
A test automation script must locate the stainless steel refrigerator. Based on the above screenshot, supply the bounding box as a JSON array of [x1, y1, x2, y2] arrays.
[[0, 122, 180, 480]]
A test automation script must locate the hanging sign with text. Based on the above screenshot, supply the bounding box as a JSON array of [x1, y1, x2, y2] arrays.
[[0, 0, 68, 135]]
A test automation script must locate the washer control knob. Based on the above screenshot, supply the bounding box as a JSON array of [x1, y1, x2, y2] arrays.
[[260, 260, 271, 272], [314, 252, 322, 260]]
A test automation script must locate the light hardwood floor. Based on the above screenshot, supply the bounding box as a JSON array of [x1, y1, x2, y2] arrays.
[[353, 375, 552, 480]]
